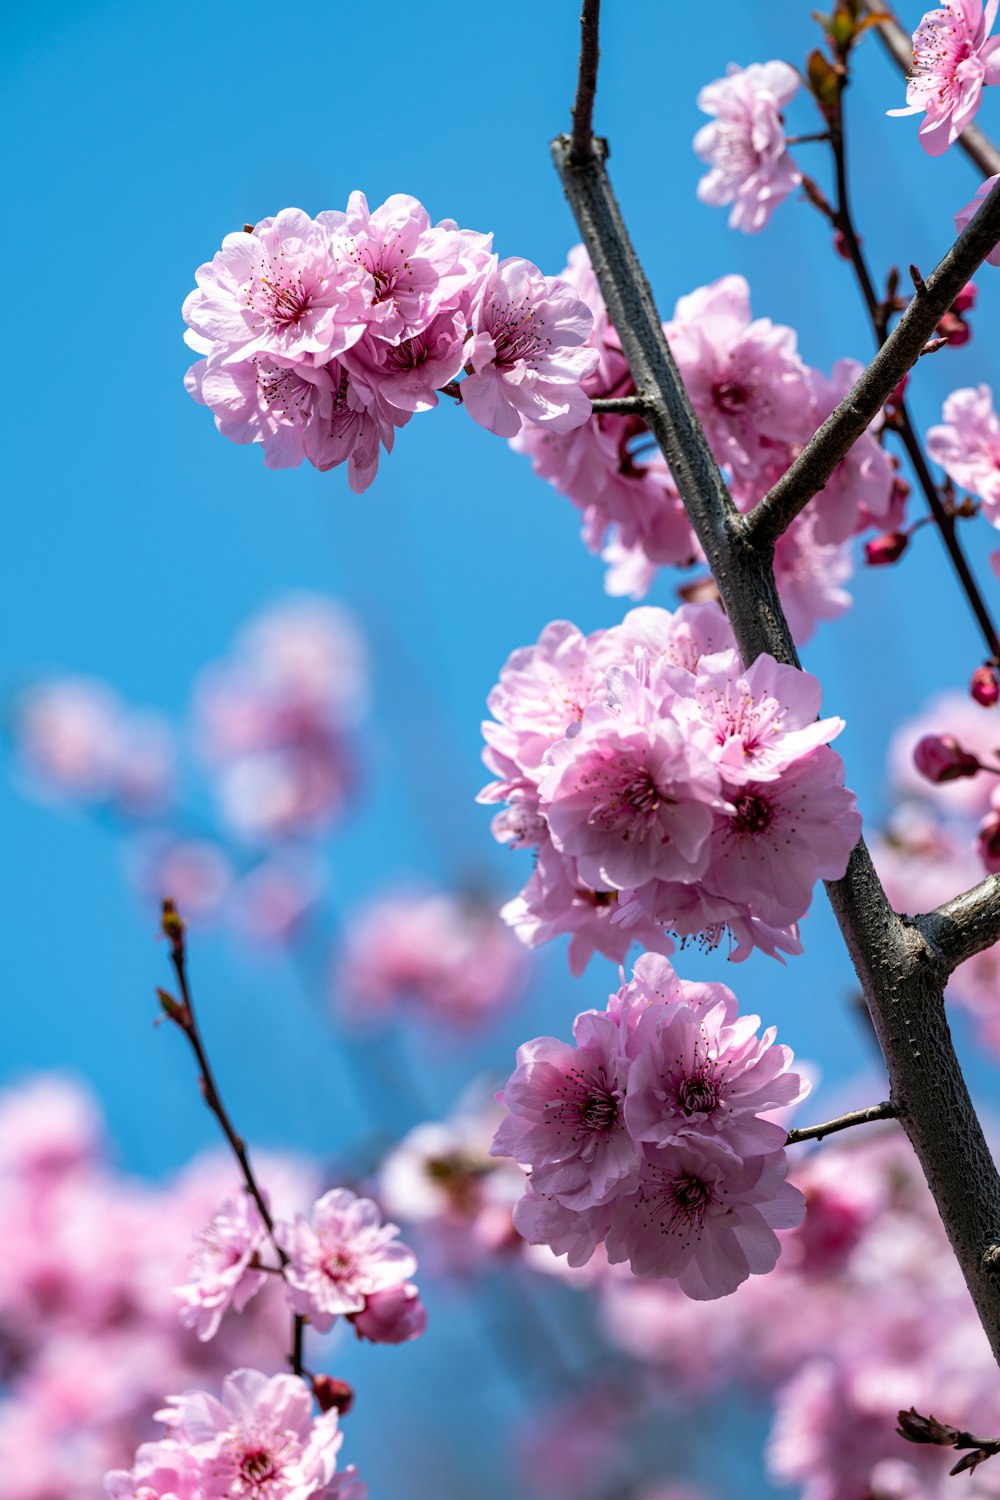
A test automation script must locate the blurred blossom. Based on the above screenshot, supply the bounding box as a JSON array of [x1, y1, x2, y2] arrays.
[[335, 887, 527, 1027], [12, 677, 174, 816], [125, 833, 233, 922]]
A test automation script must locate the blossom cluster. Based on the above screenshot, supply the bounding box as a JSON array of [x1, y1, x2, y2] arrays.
[[333, 887, 526, 1028], [590, 1125, 998, 1500], [511, 262, 898, 639], [175, 1186, 425, 1348], [107, 1370, 363, 1500], [183, 195, 599, 490], [694, 61, 802, 233], [490, 954, 806, 1298], [480, 599, 861, 970], [0, 1075, 318, 1498]]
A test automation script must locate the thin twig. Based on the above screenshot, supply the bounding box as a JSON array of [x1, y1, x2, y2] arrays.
[[570, 0, 601, 165], [815, 78, 1000, 661], [590, 395, 649, 414], [160, 901, 307, 1377], [786, 1101, 897, 1146]]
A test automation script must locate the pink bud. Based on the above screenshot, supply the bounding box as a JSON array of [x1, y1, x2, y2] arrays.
[[833, 229, 853, 260], [312, 1375, 354, 1415], [976, 809, 1000, 873], [952, 281, 978, 315], [351, 1283, 427, 1344], [913, 734, 981, 783], [865, 531, 908, 566], [971, 665, 1000, 707]]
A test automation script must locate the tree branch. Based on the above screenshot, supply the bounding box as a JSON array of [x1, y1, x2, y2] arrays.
[[552, 11, 1000, 1365], [786, 1100, 897, 1146], [590, 395, 650, 414], [570, 0, 601, 165], [918, 874, 1000, 972], [872, 7, 1000, 178], [746, 177, 1000, 546]]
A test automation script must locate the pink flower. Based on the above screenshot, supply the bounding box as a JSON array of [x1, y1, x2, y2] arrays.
[[462, 257, 599, 437], [955, 175, 1000, 261], [625, 998, 807, 1157], [540, 676, 724, 891], [278, 1189, 421, 1336], [705, 749, 863, 927], [183, 209, 370, 367], [926, 384, 1000, 523], [105, 1441, 200, 1499], [172, 1193, 269, 1342], [694, 62, 802, 233], [491, 1011, 641, 1210], [185, 355, 338, 473], [888, 0, 1000, 156], [604, 1139, 804, 1295], [156, 1368, 342, 1499], [334, 886, 525, 1027], [675, 649, 844, 785]]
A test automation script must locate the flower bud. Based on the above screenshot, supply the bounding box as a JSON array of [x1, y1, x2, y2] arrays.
[[913, 734, 981, 783], [976, 810, 1000, 873], [971, 665, 1000, 708], [897, 1407, 960, 1447], [350, 1283, 427, 1345], [865, 531, 908, 567], [312, 1375, 354, 1415]]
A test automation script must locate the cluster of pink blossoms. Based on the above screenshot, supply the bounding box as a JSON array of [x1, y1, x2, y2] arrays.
[[333, 886, 526, 1028], [107, 1370, 363, 1500], [512, 261, 897, 640], [174, 1186, 425, 1349], [490, 953, 806, 1298], [480, 599, 861, 970], [183, 195, 599, 490]]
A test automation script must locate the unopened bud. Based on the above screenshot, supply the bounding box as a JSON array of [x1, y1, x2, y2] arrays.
[[161, 899, 185, 945], [833, 228, 856, 260], [312, 1375, 354, 1415], [976, 812, 1000, 873], [913, 734, 981, 784], [897, 1407, 960, 1447], [971, 665, 1000, 707], [865, 531, 908, 566]]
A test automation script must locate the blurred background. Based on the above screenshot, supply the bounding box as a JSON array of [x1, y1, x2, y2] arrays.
[[4, 3, 1000, 1497]]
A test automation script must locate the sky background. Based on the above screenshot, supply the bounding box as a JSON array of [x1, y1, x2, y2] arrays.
[[4, 3, 1000, 1497]]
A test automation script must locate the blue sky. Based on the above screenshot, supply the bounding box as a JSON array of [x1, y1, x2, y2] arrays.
[[5, 4, 1000, 1496]]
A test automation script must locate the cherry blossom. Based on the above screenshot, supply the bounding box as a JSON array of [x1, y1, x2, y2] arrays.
[[278, 1188, 423, 1338], [155, 1368, 342, 1499], [172, 1193, 268, 1342], [888, 0, 1000, 156], [462, 256, 599, 437], [694, 62, 802, 233], [926, 384, 1000, 524]]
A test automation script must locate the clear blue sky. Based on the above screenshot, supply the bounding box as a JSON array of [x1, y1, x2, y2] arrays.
[[4, 4, 1000, 1496]]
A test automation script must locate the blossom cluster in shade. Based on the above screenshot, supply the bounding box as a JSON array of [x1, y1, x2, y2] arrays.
[[332, 886, 526, 1028], [0, 1075, 324, 1499], [183, 196, 599, 490], [511, 260, 898, 639], [889, 0, 1000, 156], [694, 61, 802, 233], [490, 953, 806, 1298], [585, 1124, 1000, 1500], [480, 599, 861, 971], [107, 1369, 364, 1500], [868, 689, 1000, 1055], [174, 1186, 425, 1349]]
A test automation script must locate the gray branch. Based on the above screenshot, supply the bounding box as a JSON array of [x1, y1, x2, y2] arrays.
[[552, 122, 1000, 1361], [872, 8, 1000, 178], [746, 176, 1000, 546], [919, 875, 1000, 972], [786, 1100, 897, 1146]]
